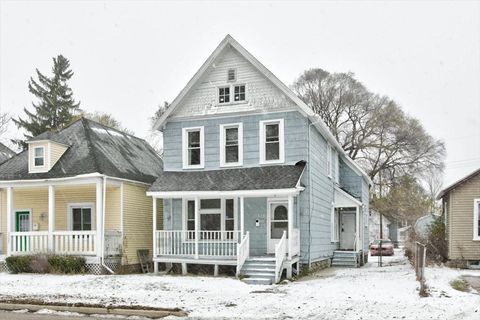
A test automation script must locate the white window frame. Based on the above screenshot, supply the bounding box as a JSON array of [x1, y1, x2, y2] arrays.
[[259, 119, 285, 165], [331, 204, 339, 242], [33, 146, 45, 168], [182, 198, 238, 241], [67, 203, 95, 231], [217, 84, 247, 105], [334, 149, 340, 183], [182, 126, 205, 169], [220, 123, 243, 167], [474, 198, 480, 241]]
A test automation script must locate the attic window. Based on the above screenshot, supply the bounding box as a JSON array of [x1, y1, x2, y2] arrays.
[[234, 85, 245, 102], [227, 69, 236, 82], [219, 87, 230, 104], [34, 146, 45, 167]]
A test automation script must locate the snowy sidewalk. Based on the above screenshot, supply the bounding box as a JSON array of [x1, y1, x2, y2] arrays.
[[0, 252, 478, 319]]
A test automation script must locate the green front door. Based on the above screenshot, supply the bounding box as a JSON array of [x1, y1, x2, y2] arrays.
[[15, 211, 31, 251]]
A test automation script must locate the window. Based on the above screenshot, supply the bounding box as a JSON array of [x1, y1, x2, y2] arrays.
[[228, 69, 236, 82], [182, 127, 204, 169], [331, 205, 339, 242], [474, 199, 480, 240], [220, 123, 243, 167], [259, 119, 284, 164], [219, 87, 230, 104], [234, 85, 245, 102], [183, 198, 236, 238], [334, 149, 339, 183], [69, 204, 93, 231], [326, 144, 332, 177], [34, 146, 45, 167]]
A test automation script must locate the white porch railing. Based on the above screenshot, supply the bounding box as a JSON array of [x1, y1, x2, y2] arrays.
[[155, 230, 241, 258], [290, 228, 300, 257], [275, 231, 287, 283], [53, 231, 97, 255], [10, 231, 49, 254], [236, 232, 250, 276]]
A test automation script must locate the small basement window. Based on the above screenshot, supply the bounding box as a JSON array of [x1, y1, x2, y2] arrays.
[[34, 146, 45, 167], [219, 87, 230, 104]]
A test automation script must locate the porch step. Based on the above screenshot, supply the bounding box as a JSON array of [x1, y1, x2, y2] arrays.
[[240, 256, 277, 285], [331, 251, 358, 268], [242, 277, 273, 285]]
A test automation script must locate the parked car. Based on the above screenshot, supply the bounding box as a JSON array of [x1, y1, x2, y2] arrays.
[[370, 239, 394, 256]]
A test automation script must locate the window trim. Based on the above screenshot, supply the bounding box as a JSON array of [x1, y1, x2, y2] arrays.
[[474, 198, 480, 241], [182, 198, 238, 240], [182, 126, 205, 169], [326, 144, 332, 178], [331, 204, 339, 243], [219, 123, 243, 167], [67, 203, 95, 231], [33, 146, 45, 168], [259, 119, 285, 165], [217, 84, 247, 105]]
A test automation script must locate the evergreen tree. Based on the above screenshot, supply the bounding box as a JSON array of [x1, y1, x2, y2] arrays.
[[13, 55, 80, 148]]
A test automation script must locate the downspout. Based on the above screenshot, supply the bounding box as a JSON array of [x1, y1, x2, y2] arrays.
[[101, 176, 114, 274]]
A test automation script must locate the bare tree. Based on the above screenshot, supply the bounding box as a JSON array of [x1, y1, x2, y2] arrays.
[[293, 68, 445, 194]]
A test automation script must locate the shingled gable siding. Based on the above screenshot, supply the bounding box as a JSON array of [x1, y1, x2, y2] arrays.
[[163, 111, 308, 171], [170, 46, 297, 120], [447, 173, 480, 260]]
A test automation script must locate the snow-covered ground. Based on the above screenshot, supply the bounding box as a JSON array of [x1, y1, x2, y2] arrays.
[[0, 250, 478, 319]]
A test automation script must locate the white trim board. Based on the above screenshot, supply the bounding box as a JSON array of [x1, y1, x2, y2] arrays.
[[147, 187, 304, 199]]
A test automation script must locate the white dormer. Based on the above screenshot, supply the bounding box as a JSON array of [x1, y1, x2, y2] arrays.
[[27, 140, 69, 173]]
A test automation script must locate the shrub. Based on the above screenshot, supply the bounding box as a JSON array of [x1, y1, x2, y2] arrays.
[[5, 255, 33, 274], [48, 255, 86, 274], [450, 278, 470, 292], [30, 254, 50, 273]]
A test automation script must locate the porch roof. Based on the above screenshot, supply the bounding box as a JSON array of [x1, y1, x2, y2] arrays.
[[148, 162, 305, 193]]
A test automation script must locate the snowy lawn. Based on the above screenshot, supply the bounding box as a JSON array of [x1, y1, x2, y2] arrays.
[[0, 251, 479, 319]]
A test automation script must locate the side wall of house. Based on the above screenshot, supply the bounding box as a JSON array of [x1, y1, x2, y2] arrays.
[[301, 120, 336, 264], [447, 173, 480, 260], [122, 182, 159, 265]]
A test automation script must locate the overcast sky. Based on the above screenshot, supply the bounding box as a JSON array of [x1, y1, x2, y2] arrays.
[[1, 0, 479, 187]]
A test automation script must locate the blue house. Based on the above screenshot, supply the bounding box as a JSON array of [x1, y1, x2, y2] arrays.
[[148, 35, 371, 284]]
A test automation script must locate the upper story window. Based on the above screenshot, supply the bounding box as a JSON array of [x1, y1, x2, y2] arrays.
[[228, 69, 236, 82], [34, 146, 45, 167], [259, 119, 285, 164], [219, 87, 230, 104], [327, 145, 339, 182], [234, 85, 245, 102], [220, 123, 243, 167], [182, 126, 204, 169]]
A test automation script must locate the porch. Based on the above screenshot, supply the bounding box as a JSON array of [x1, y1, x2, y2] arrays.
[[0, 177, 123, 261]]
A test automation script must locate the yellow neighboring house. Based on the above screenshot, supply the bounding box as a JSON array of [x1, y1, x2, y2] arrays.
[[0, 118, 163, 273]]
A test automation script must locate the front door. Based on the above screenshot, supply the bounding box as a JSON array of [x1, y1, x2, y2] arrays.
[[267, 201, 288, 253], [15, 211, 31, 252], [340, 212, 356, 250], [15, 211, 31, 232]]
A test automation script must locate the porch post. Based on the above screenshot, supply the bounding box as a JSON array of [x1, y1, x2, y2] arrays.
[[288, 195, 293, 259], [48, 185, 55, 251], [355, 205, 360, 251], [194, 197, 200, 259], [152, 197, 157, 258], [96, 180, 104, 257], [6, 187, 12, 256], [239, 196, 244, 237]]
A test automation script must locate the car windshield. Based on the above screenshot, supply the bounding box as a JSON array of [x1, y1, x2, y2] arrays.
[[373, 240, 391, 245]]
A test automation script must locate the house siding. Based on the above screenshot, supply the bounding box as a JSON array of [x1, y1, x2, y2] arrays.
[[54, 185, 96, 230], [163, 111, 308, 171], [244, 197, 267, 256], [50, 143, 68, 168], [446, 173, 480, 260], [122, 182, 155, 265], [105, 186, 121, 231]]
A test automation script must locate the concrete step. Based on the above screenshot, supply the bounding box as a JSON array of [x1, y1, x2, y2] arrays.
[[243, 261, 275, 267], [242, 277, 273, 285], [332, 257, 357, 262], [247, 257, 276, 262], [242, 266, 276, 273], [242, 271, 276, 278], [332, 261, 357, 267]]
